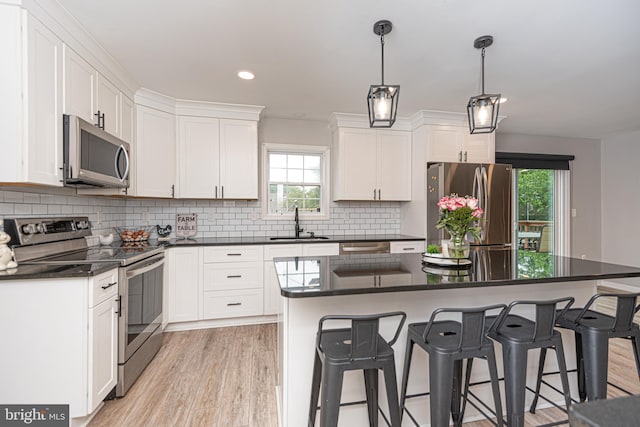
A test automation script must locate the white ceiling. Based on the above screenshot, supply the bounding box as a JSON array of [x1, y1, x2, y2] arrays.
[[56, 0, 640, 138]]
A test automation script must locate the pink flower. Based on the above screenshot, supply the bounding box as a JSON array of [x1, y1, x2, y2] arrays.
[[455, 197, 466, 207], [447, 200, 460, 211], [467, 198, 479, 210], [472, 208, 483, 218]]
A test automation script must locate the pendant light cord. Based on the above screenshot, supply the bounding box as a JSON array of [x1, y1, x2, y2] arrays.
[[380, 33, 385, 85], [480, 47, 486, 95]]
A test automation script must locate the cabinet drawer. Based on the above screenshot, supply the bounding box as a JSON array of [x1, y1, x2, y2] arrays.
[[303, 243, 339, 256], [203, 246, 263, 263], [263, 244, 302, 260], [390, 241, 425, 254], [202, 289, 263, 319], [90, 269, 118, 307], [202, 262, 263, 291]]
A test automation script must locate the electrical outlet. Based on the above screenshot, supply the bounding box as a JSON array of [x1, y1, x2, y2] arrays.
[[142, 212, 150, 221], [571, 209, 577, 217], [251, 211, 259, 221], [208, 211, 216, 222]]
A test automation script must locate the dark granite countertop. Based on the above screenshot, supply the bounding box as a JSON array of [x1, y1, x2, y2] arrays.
[[0, 261, 121, 281], [160, 234, 423, 247], [569, 394, 640, 426], [274, 249, 640, 298]]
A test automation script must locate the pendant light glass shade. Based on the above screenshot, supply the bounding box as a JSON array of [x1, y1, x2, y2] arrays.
[[368, 85, 400, 128], [367, 20, 399, 128], [467, 35, 501, 134]]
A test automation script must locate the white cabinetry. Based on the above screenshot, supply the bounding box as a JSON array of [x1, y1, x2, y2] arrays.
[[0, 268, 118, 420], [426, 125, 495, 164], [390, 240, 425, 254], [177, 117, 258, 199], [263, 243, 339, 315], [333, 127, 411, 201], [63, 46, 123, 138], [202, 246, 264, 319], [0, 7, 63, 187], [136, 105, 176, 198], [166, 247, 201, 323]]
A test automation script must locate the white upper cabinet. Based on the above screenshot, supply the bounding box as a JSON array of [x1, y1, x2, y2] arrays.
[[136, 105, 176, 198], [0, 7, 63, 187], [219, 119, 258, 199], [120, 95, 135, 144], [426, 124, 495, 164], [177, 116, 220, 198], [177, 117, 258, 199], [63, 45, 123, 138], [333, 127, 411, 201], [96, 74, 120, 137]]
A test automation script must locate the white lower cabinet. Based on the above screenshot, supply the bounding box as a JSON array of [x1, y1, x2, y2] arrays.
[[390, 240, 425, 254], [0, 268, 118, 420], [202, 246, 264, 320], [263, 243, 339, 315], [166, 247, 201, 322]]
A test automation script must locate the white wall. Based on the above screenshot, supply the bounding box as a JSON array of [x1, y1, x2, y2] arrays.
[[600, 130, 640, 266], [496, 133, 601, 260]]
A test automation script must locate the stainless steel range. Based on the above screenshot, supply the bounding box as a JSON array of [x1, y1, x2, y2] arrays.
[[5, 217, 164, 397]]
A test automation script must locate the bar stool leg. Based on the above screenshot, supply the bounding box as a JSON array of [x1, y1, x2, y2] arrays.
[[363, 369, 379, 427], [319, 364, 344, 427], [382, 360, 402, 427], [309, 350, 322, 427], [429, 353, 455, 427], [399, 338, 415, 415], [529, 348, 547, 413], [581, 331, 609, 400], [630, 333, 640, 381], [487, 346, 504, 427], [553, 338, 572, 410], [451, 359, 463, 427], [502, 344, 528, 427], [459, 358, 474, 423], [575, 333, 586, 402]]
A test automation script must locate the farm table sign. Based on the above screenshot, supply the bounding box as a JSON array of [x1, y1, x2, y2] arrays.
[[176, 213, 197, 239]]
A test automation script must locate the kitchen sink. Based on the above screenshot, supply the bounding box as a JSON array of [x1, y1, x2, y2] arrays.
[[269, 236, 330, 241]]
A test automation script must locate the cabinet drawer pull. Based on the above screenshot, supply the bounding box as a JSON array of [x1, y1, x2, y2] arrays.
[[402, 247, 415, 251], [227, 302, 242, 306], [227, 275, 242, 279], [226, 253, 242, 256], [101, 281, 117, 290]]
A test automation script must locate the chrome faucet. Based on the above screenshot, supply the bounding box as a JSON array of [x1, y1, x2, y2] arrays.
[[294, 205, 303, 238]]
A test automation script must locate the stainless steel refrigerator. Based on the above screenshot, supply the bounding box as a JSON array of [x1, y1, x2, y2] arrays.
[[427, 162, 512, 247]]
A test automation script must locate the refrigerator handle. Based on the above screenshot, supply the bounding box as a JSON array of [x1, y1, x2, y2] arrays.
[[472, 167, 480, 199], [482, 166, 489, 232]]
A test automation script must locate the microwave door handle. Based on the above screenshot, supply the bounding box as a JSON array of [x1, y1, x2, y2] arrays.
[[115, 144, 130, 182]]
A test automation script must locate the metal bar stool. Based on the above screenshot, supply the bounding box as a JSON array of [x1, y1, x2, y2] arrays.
[[308, 311, 406, 427], [399, 304, 506, 427], [531, 292, 640, 406], [484, 297, 574, 427]]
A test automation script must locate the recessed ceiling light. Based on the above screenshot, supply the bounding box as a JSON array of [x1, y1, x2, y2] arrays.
[[238, 71, 255, 80], [499, 97, 508, 104]]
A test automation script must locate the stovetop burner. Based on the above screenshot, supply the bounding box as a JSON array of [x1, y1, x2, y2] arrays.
[[27, 242, 164, 266]]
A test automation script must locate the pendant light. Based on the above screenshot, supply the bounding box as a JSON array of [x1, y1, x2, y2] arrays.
[[467, 35, 501, 134], [367, 20, 400, 128]]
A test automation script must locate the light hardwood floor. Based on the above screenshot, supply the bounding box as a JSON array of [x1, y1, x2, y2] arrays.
[[89, 323, 640, 427]]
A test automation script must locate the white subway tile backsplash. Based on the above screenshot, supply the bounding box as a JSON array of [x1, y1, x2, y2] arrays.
[[0, 189, 401, 237]]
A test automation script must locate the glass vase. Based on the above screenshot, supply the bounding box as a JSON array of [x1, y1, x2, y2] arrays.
[[446, 233, 470, 259]]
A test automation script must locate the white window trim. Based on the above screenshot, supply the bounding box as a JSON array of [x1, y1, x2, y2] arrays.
[[261, 143, 331, 220], [555, 169, 571, 257]]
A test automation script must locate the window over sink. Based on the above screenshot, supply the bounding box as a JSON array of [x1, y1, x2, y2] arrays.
[[262, 144, 330, 220]]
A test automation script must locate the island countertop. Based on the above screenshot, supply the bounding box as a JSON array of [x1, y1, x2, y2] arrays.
[[274, 249, 640, 298]]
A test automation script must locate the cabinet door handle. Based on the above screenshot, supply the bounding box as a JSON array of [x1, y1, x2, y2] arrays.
[[378, 189, 381, 200], [227, 302, 242, 307], [373, 189, 376, 200], [215, 185, 218, 198], [464, 151, 468, 162], [459, 151, 462, 162], [171, 184, 175, 197], [221, 186, 224, 199], [226, 253, 242, 256], [115, 295, 122, 317], [94, 110, 101, 128], [402, 247, 415, 251], [226, 275, 242, 279], [101, 281, 117, 290]]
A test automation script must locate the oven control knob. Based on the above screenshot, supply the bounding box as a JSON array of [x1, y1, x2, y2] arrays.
[[36, 223, 46, 233], [76, 220, 90, 230], [21, 223, 39, 234]]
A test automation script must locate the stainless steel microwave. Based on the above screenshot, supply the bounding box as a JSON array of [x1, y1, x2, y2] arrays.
[[63, 114, 130, 188]]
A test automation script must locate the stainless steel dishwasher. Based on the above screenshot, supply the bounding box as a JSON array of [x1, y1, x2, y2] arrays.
[[339, 241, 390, 255]]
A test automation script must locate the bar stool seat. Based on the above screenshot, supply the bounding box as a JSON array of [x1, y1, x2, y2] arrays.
[[400, 305, 506, 427], [484, 297, 575, 427], [309, 311, 406, 427], [531, 293, 640, 404]]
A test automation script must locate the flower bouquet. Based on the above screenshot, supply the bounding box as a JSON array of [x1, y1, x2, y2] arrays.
[[436, 194, 483, 258]]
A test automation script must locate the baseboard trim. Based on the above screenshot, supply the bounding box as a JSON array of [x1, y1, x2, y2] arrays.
[[164, 315, 277, 332]]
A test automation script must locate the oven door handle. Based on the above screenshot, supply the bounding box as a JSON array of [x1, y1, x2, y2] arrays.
[[126, 257, 164, 279]]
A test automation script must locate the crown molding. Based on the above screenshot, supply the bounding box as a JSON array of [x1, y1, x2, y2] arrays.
[[328, 113, 413, 132], [175, 99, 264, 121], [134, 88, 177, 114]]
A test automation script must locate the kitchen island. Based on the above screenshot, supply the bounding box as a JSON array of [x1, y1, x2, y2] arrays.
[[274, 250, 640, 426]]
